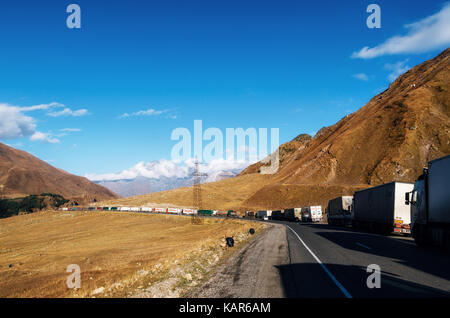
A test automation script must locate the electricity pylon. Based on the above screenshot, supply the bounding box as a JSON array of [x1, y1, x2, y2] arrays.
[[191, 158, 207, 224]]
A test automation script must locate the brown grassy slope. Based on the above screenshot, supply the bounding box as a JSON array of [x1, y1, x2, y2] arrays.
[[0, 143, 118, 202], [102, 48, 450, 211], [0, 211, 261, 297], [271, 48, 449, 185], [103, 173, 272, 212], [240, 133, 312, 175], [240, 48, 450, 209]]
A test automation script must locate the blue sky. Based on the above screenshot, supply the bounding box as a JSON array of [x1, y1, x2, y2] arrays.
[[0, 0, 449, 179]]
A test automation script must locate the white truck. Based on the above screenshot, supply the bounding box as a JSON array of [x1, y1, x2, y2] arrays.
[[182, 208, 196, 215], [353, 182, 413, 234], [167, 208, 182, 214], [311, 206, 323, 222], [406, 155, 450, 247], [327, 196, 353, 226]]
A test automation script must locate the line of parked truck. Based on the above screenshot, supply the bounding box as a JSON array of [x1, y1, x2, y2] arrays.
[[60, 155, 449, 248], [246, 206, 323, 222], [327, 155, 450, 248], [59, 206, 239, 218]]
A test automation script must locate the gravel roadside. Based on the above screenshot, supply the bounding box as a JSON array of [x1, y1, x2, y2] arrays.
[[189, 223, 288, 298]]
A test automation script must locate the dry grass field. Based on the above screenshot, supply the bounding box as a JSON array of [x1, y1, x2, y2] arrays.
[[0, 211, 263, 298]]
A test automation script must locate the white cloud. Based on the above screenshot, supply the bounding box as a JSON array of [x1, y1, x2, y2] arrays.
[[0, 102, 81, 143], [384, 59, 411, 82], [352, 73, 369, 81], [85, 158, 250, 182], [56, 128, 82, 137], [21, 102, 64, 112], [0, 104, 36, 139], [48, 108, 88, 117], [60, 128, 82, 132], [86, 160, 190, 181], [201, 158, 250, 181], [119, 108, 167, 119], [30, 131, 60, 144], [352, 3, 450, 59]]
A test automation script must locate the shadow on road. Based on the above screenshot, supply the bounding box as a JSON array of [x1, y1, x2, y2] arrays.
[[276, 262, 450, 298], [299, 224, 450, 283]]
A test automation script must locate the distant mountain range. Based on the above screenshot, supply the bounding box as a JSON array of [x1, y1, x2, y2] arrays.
[[93, 169, 239, 197]]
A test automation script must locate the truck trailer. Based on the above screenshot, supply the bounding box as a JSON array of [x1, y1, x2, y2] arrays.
[[406, 155, 450, 247], [245, 211, 255, 218], [300, 207, 312, 222], [182, 208, 196, 215], [271, 210, 284, 221], [167, 208, 182, 214], [198, 209, 214, 216], [327, 196, 353, 226], [256, 211, 267, 219], [283, 208, 301, 222], [353, 182, 413, 234], [311, 206, 323, 222]]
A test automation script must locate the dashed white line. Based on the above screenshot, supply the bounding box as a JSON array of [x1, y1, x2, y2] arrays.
[[286, 225, 353, 299], [356, 242, 371, 250]]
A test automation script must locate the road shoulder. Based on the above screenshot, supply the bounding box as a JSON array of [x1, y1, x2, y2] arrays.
[[189, 223, 289, 298]]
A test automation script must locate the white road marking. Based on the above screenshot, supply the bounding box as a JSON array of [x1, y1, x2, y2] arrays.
[[287, 225, 352, 299], [356, 242, 371, 250]]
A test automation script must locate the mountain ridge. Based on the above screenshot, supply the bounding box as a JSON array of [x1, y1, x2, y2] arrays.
[[0, 142, 119, 202], [101, 48, 449, 211]]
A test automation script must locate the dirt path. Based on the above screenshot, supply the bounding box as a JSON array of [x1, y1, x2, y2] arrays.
[[190, 224, 288, 298]]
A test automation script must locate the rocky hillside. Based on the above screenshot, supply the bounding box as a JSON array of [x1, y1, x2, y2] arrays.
[[0, 143, 118, 203], [102, 48, 450, 212], [239, 48, 450, 210]]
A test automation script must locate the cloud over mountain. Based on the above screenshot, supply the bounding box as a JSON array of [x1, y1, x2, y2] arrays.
[[85, 158, 250, 182]]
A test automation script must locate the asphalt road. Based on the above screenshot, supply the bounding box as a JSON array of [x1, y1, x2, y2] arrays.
[[276, 221, 450, 298]]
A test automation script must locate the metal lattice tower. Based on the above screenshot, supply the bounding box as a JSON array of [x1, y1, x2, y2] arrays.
[[192, 158, 207, 224]]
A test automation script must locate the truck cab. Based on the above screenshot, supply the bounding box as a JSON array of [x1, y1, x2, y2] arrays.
[[406, 174, 427, 226], [405, 155, 450, 247]]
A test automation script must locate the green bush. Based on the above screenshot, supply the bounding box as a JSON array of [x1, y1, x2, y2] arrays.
[[0, 193, 69, 219]]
